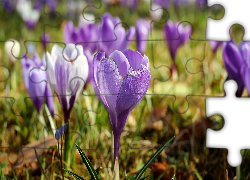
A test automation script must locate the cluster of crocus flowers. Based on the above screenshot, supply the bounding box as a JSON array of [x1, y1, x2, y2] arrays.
[[16, 0, 40, 30], [45, 44, 89, 122], [93, 49, 151, 167], [99, 13, 135, 57], [163, 20, 191, 79], [222, 41, 250, 97], [135, 19, 151, 55], [21, 53, 54, 116]]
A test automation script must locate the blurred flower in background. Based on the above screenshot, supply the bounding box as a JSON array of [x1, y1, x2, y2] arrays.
[[21, 53, 54, 116], [17, 0, 40, 30], [99, 13, 135, 57], [93, 49, 151, 163], [135, 18, 151, 54], [4, 39, 20, 66], [150, 3, 163, 21], [45, 44, 89, 122], [3, 0, 14, 13], [163, 20, 191, 79]]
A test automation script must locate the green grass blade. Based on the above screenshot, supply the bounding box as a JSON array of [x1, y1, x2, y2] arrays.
[[34, 148, 49, 180], [63, 169, 85, 180], [75, 144, 99, 180], [134, 136, 175, 180]]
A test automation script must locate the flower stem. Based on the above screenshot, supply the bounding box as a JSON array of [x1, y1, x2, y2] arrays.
[[114, 158, 120, 180], [37, 113, 48, 137], [60, 138, 64, 180], [171, 62, 178, 81], [64, 121, 70, 167]]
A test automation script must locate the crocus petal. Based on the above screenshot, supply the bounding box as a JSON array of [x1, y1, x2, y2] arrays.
[[21, 55, 36, 89], [115, 68, 151, 129], [223, 42, 244, 96], [64, 21, 79, 44], [67, 45, 89, 109], [123, 49, 144, 71], [109, 50, 130, 77], [119, 26, 135, 51], [28, 68, 46, 112], [95, 57, 123, 124], [92, 52, 107, 106], [136, 19, 150, 54], [59, 125, 64, 135], [164, 21, 191, 60], [239, 42, 250, 66], [63, 44, 78, 62], [243, 64, 250, 96], [55, 130, 60, 140]]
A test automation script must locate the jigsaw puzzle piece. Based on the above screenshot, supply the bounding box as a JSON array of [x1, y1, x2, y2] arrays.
[[206, 80, 250, 167], [150, 25, 209, 113], [207, 0, 250, 41]]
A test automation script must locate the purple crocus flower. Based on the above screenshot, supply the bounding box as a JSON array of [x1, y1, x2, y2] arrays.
[[17, 0, 40, 30], [222, 41, 246, 97], [136, 19, 151, 55], [196, 0, 207, 8], [99, 13, 135, 57], [163, 20, 191, 74], [210, 41, 222, 54], [21, 53, 54, 116], [93, 49, 151, 162], [45, 44, 89, 122]]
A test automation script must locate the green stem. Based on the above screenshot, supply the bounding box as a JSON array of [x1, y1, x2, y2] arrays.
[[64, 121, 71, 167], [37, 113, 48, 137]]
